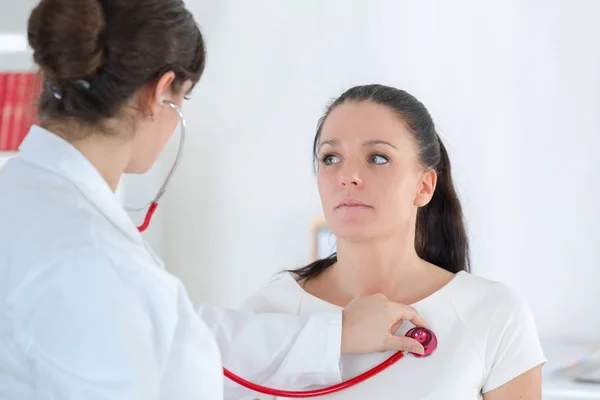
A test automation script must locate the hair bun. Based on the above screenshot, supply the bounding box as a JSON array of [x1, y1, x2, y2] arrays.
[[28, 0, 105, 82]]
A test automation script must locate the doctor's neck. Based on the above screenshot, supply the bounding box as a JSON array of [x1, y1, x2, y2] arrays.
[[44, 120, 132, 192]]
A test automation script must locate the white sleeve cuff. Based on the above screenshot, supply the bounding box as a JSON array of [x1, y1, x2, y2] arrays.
[[267, 311, 343, 388]]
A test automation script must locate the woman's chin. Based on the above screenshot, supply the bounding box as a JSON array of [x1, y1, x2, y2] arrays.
[[332, 224, 379, 243]]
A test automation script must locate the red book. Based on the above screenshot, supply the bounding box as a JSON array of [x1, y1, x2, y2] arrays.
[[21, 74, 39, 149], [0, 73, 10, 151], [0, 72, 39, 152]]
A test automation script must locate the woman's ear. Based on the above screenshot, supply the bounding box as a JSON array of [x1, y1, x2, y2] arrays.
[[144, 71, 176, 119], [414, 169, 437, 207]]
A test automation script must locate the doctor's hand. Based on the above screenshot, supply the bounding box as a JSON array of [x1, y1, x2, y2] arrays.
[[341, 293, 429, 355]]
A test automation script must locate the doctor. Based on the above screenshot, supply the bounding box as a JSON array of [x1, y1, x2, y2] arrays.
[[0, 0, 429, 399]]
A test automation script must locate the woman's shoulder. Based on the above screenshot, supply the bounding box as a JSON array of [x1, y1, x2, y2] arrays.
[[449, 271, 530, 316], [448, 273, 546, 392], [238, 271, 304, 314], [448, 272, 543, 353]]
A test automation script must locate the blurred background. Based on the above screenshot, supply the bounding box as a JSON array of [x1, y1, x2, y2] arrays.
[[1, 1, 599, 398]]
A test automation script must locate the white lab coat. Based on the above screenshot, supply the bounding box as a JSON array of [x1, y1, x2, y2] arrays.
[[0, 126, 342, 400]]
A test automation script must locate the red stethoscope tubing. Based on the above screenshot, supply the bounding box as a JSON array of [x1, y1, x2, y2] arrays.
[[223, 350, 405, 397], [137, 202, 159, 232], [221, 327, 438, 397], [136, 204, 435, 397]]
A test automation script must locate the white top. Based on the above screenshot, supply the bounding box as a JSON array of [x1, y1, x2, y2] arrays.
[[240, 270, 547, 399], [0, 126, 343, 400]]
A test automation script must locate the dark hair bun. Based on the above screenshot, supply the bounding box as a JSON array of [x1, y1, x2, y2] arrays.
[[28, 0, 205, 125], [27, 0, 105, 82]]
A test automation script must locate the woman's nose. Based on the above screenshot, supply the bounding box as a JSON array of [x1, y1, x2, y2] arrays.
[[339, 164, 363, 187]]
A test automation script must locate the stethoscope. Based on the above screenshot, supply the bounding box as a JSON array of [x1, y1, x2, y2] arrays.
[[123, 99, 186, 228], [130, 100, 439, 397]]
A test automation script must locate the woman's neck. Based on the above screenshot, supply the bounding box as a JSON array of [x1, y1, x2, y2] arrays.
[[333, 236, 426, 298], [303, 232, 455, 307], [74, 136, 130, 191], [45, 121, 131, 192]]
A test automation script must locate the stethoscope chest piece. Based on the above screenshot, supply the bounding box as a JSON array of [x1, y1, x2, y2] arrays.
[[405, 327, 437, 357]]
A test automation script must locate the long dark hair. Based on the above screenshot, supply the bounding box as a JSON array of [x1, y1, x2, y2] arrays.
[[291, 84, 470, 281]]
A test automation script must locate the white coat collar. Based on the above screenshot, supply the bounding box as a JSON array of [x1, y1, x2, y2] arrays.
[[18, 125, 143, 244]]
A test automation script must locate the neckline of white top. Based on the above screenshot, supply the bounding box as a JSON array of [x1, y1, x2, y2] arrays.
[[281, 270, 469, 312]]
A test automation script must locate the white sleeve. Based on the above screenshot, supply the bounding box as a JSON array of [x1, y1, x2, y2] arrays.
[[7, 249, 162, 400], [481, 286, 547, 393], [160, 284, 224, 400], [197, 304, 342, 400]]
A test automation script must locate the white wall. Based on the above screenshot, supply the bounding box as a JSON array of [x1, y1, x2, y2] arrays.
[[149, 0, 600, 343], [0, 0, 35, 71]]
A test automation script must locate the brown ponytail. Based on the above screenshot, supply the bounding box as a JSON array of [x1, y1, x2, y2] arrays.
[[415, 137, 469, 273]]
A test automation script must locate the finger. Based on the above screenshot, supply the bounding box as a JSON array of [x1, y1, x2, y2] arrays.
[[393, 304, 429, 329], [390, 320, 403, 334], [382, 335, 425, 354], [373, 292, 388, 300]]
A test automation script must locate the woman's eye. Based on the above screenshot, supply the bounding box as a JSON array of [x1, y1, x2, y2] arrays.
[[321, 154, 340, 165], [369, 154, 389, 164]]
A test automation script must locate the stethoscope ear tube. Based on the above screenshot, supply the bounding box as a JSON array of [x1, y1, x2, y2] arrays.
[[127, 100, 186, 232]]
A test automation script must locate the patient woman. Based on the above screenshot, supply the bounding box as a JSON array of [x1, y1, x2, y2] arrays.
[[240, 84, 546, 399]]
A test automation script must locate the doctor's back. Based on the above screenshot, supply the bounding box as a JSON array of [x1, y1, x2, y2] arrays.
[[0, 0, 224, 398], [0, 129, 222, 399]]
